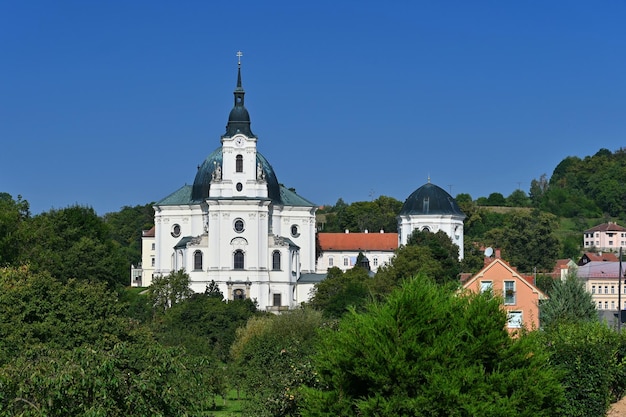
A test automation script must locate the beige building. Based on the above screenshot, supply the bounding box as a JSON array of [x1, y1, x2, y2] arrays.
[[583, 222, 626, 252], [577, 261, 626, 312]]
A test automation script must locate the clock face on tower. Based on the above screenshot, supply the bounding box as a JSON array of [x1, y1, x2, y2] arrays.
[[234, 137, 244, 147]]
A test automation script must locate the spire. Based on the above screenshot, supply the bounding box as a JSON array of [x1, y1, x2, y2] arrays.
[[225, 51, 254, 137]]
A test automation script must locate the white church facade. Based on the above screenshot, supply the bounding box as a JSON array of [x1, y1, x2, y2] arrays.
[[132, 57, 466, 310], [133, 60, 320, 311]]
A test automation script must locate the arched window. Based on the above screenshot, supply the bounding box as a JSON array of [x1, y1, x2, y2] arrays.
[[234, 249, 244, 270], [233, 288, 245, 300], [272, 251, 281, 270], [236, 155, 243, 172], [194, 250, 203, 270]]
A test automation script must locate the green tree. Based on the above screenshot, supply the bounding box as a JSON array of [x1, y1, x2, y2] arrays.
[[302, 274, 565, 416], [498, 209, 560, 272], [16, 205, 127, 286], [540, 272, 598, 330], [231, 308, 324, 417], [0, 193, 30, 265], [542, 322, 626, 417], [406, 229, 460, 281], [103, 203, 155, 268], [308, 266, 370, 318], [148, 269, 194, 313], [506, 189, 531, 207]]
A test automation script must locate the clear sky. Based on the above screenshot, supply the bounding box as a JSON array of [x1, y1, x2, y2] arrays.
[[1, 1, 625, 215]]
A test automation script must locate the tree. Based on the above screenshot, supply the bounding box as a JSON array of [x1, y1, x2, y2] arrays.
[[506, 189, 531, 207], [103, 203, 155, 268], [498, 209, 560, 272], [231, 308, 324, 417], [541, 322, 626, 417], [148, 269, 194, 313], [308, 267, 370, 318], [16, 205, 128, 287], [406, 229, 460, 282], [0, 193, 30, 265], [540, 272, 598, 329], [302, 274, 565, 416]]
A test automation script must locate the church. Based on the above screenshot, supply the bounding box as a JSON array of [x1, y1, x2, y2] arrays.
[[132, 56, 465, 311], [133, 57, 319, 311]]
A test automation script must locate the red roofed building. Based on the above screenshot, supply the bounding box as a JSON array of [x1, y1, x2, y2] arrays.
[[583, 222, 626, 253], [579, 251, 620, 265], [316, 231, 398, 273]]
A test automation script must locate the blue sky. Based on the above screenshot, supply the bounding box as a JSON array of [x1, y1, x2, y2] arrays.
[[1, 1, 625, 215]]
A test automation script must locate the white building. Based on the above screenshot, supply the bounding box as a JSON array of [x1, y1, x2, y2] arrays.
[[316, 231, 398, 273], [397, 180, 466, 259], [140, 60, 321, 311], [583, 222, 626, 253]]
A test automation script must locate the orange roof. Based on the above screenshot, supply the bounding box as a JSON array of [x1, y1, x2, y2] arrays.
[[318, 232, 398, 251], [583, 252, 619, 262], [142, 226, 155, 237]]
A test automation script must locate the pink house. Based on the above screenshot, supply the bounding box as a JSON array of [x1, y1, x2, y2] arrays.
[[462, 252, 548, 332]]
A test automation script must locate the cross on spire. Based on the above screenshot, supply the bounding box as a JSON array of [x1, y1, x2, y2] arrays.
[[236, 50, 243, 66]]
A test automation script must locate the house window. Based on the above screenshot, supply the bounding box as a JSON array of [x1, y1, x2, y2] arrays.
[[598, 301, 602, 309], [480, 281, 493, 293], [151, 257, 155, 267], [236, 154, 243, 172], [507, 311, 523, 329], [272, 251, 281, 270], [612, 286, 615, 294], [609, 241, 614, 246], [611, 301, 615, 310], [504, 281, 516, 305], [605, 286, 609, 294], [194, 250, 203, 270], [605, 301, 609, 310], [373, 257, 378, 267], [273, 293, 282, 307], [328, 257, 334, 267], [343, 257, 349, 267], [151, 243, 155, 250], [592, 285, 596, 294], [234, 250, 244, 270]]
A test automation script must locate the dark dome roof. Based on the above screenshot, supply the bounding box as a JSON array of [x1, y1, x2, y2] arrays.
[[191, 147, 281, 203], [399, 182, 465, 217]]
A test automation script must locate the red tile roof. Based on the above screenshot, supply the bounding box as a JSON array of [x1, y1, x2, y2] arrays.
[[318, 232, 398, 251], [143, 226, 155, 237], [581, 252, 619, 262], [585, 222, 626, 233]]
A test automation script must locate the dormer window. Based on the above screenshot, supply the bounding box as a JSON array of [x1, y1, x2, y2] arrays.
[[236, 155, 243, 172]]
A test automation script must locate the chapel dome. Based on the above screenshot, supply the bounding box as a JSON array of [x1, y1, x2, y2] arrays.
[[399, 182, 465, 217], [191, 147, 281, 203]]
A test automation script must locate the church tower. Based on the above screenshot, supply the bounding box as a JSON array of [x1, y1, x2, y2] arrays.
[[151, 53, 317, 311]]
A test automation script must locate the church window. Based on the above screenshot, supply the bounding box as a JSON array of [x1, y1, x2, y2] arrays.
[[233, 288, 245, 300], [171, 224, 181, 238], [291, 225, 300, 237], [422, 197, 429, 213], [193, 250, 203, 270], [236, 154, 243, 172], [236, 182, 243, 192], [273, 293, 282, 307], [234, 218, 245, 233], [234, 250, 244, 269], [272, 251, 281, 270]]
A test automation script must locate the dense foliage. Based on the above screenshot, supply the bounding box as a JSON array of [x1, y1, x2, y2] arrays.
[[303, 274, 565, 417]]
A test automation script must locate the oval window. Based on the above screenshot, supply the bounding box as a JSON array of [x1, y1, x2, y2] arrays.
[[171, 224, 181, 237], [234, 218, 245, 233]]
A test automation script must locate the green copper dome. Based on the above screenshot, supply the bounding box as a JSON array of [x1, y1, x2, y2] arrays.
[[400, 182, 465, 217]]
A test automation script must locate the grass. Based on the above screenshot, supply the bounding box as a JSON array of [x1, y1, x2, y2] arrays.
[[203, 389, 244, 416]]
